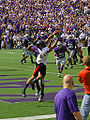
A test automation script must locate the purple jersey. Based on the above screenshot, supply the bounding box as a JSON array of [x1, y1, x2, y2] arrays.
[[66, 39, 76, 50], [0, 28, 2, 37], [54, 46, 67, 58], [32, 46, 39, 58], [54, 88, 79, 120], [23, 38, 28, 48]]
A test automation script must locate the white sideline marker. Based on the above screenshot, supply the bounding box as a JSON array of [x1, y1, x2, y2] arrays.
[[0, 114, 56, 120], [0, 113, 90, 120]]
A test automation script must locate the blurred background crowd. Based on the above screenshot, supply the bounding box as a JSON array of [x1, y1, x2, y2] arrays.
[[0, 0, 89, 49]]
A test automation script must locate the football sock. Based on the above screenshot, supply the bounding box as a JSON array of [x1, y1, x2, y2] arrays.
[[36, 82, 40, 91], [41, 90, 44, 98], [60, 67, 63, 73], [23, 84, 29, 91]]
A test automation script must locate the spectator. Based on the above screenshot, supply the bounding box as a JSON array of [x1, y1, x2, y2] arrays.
[[78, 56, 90, 120], [0, 0, 89, 50], [54, 74, 83, 120]]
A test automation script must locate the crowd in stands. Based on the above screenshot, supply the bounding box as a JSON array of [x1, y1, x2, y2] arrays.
[[0, 0, 89, 49]]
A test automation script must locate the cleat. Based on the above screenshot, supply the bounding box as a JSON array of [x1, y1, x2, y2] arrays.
[[57, 73, 61, 77], [73, 62, 76, 65], [22, 93, 26, 98], [38, 95, 44, 102], [22, 90, 26, 98], [35, 89, 40, 96], [70, 65, 73, 68], [24, 60, 26, 63], [65, 65, 68, 69], [21, 60, 23, 64], [82, 64, 84, 66]]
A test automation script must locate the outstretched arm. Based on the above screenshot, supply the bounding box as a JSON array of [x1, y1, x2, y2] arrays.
[[45, 30, 60, 43], [54, 52, 56, 59], [45, 33, 54, 43], [48, 37, 58, 53], [27, 45, 34, 52]]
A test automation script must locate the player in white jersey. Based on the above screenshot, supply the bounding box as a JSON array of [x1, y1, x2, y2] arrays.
[[75, 32, 83, 64], [87, 36, 90, 56], [22, 31, 59, 101], [79, 31, 86, 50]]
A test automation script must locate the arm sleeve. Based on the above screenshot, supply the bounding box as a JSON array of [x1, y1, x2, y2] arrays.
[[54, 97, 57, 114], [67, 93, 79, 113], [78, 72, 82, 83]]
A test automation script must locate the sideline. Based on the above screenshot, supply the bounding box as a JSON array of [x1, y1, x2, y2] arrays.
[[0, 113, 90, 120], [0, 114, 56, 120]]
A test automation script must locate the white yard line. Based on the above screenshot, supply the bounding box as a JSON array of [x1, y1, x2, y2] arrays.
[[0, 114, 56, 120], [0, 113, 90, 120]]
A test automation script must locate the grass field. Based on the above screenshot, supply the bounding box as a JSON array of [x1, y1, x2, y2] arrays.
[[0, 49, 89, 120]]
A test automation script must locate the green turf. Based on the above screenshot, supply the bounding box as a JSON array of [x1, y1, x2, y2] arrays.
[[0, 49, 90, 119], [38, 117, 90, 120], [38, 118, 90, 120]]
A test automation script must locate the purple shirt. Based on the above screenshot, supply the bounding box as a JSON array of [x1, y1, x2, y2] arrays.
[[54, 46, 67, 58], [23, 38, 28, 48], [54, 88, 79, 120], [32, 46, 39, 58]]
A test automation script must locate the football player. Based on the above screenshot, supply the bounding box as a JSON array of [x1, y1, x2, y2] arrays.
[[65, 35, 79, 69], [20, 35, 34, 64], [22, 32, 59, 101], [54, 41, 69, 77]]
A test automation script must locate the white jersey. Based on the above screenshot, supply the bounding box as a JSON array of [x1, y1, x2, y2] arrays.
[[13, 35, 17, 42], [79, 32, 86, 40], [75, 37, 82, 48], [61, 33, 68, 40], [36, 47, 49, 65], [88, 37, 90, 47]]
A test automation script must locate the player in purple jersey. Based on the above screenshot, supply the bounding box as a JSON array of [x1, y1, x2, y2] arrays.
[[20, 36, 34, 64], [54, 41, 69, 77], [65, 35, 78, 69]]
